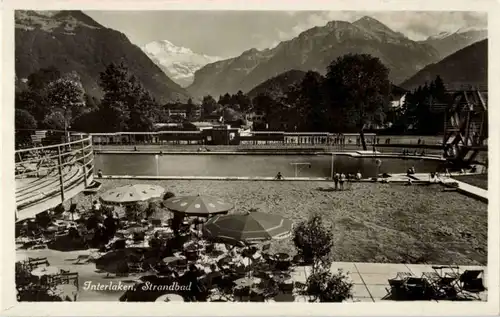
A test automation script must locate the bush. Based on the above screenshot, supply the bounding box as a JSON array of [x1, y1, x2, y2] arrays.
[[163, 192, 175, 200], [147, 200, 162, 218], [126, 201, 149, 221], [293, 213, 334, 266], [298, 268, 353, 302]]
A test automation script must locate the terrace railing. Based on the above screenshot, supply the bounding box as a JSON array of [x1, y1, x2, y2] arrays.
[[15, 130, 95, 221]]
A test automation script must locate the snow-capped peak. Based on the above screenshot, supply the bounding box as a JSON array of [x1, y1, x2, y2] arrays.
[[427, 26, 487, 40], [142, 40, 221, 87], [427, 31, 453, 40], [455, 26, 487, 34]]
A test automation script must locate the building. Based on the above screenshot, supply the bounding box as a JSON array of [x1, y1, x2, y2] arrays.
[[204, 115, 224, 124], [167, 109, 187, 118]]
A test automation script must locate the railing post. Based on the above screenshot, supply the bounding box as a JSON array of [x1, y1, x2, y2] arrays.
[[81, 136, 88, 187], [57, 145, 65, 203]]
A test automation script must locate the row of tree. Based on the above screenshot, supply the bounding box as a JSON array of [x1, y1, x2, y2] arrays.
[[387, 76, 448, 135], [16, 64, 169, 133], [16, 55, 451, 150]]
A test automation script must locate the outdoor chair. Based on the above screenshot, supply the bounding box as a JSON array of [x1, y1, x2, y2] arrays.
[[27, 257, 50, 269], [457, 270, 486, 300], [127, 262, 145, 274], [151, 219, 162, 227], [422, 271, 458, 300], [403, 277, 433, 300]]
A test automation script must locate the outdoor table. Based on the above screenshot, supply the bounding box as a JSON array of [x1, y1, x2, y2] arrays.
[[274, 253, 291, 261], [155, 293, 185, 302], [48, 284, 78, 301], [272, 272, 292, 284], [163, 256, 182, 265], [234, 277, 261, 288], [31, 266, 60, 277]]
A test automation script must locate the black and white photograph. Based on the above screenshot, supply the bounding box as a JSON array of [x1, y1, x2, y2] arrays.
[[1, 0, 498, 315]]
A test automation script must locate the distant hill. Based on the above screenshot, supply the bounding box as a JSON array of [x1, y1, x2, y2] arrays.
[[400, 39, 487, 91], [420, 27, 487, 60], [188, 16, 439, 98], [15, 10, 191, 103], [247, 70, 307, 100]]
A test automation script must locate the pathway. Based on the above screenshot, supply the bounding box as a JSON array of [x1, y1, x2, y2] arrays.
[[16, 249, 487, 302]]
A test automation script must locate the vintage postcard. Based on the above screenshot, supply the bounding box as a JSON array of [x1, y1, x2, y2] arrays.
[[1, 0, 499, 316]]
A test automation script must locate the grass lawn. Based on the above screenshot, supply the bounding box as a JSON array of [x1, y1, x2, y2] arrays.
[[68, 179, 487, 266], [453, 174, 488, 190]]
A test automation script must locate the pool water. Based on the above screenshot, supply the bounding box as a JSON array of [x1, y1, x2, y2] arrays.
[[94, 154, 443, 178]]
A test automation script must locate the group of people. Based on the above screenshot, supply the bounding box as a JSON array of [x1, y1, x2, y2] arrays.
[[332, 171, 362, 190], [402, 149, 426, 156]]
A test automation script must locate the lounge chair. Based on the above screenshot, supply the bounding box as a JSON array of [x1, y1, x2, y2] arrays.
[[457, 270, 486, 300]]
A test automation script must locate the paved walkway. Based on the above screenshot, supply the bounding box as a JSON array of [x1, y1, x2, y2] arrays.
[[16, 249, 487, 302], [291, 262, 488, 302]]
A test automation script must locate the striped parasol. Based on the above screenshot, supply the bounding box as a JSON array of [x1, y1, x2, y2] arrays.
[[164, 195, 233, 217], [100, 184, 165, 205], [202, 211, 292, 246]]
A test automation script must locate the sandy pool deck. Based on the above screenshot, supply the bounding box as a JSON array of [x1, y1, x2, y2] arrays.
[[61, 179, 487, 266]]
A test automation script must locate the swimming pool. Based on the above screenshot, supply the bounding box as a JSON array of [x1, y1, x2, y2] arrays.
[[94, 154, 444, 178]]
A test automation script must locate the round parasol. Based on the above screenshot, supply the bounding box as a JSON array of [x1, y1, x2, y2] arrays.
[[155, 293, 184, 302], [100, 184, 165, 205], [95, 247, 148, 273], [164, 195, 233, 216], [202, 211, 292, 245]]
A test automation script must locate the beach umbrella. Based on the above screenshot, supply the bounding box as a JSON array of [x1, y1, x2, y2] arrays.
[[202, 211, 292, 245], [155, 294, 184, 302], [124, 226, 147, 235], [100, 184, 165, 205], [164, 195, 233, 217], [95, 247, 148, 273]]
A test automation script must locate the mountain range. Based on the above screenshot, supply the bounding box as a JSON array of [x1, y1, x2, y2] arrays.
[[15, 10, 190, 103], [400, 39, 487, 91], [14, 11, 488, 105], [419, 27, 487, 60], [187, 16, 442, 98], [142, 40, 221, 87]]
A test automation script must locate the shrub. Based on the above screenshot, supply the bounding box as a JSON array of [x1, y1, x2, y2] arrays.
[[163, 192, 176, 200], [147, 200, 162, 218], [293, 213, 334, 267], [126, 201, 149, 221], [298, 268, 353, 302]]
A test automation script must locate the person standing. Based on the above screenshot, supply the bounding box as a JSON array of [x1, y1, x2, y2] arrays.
[[333, 173, 340, 190], [356, 170, 362, 181], [340, 173, 346, 190]]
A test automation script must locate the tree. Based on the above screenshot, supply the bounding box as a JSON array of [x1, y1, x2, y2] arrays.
[[293, 213, 334, 269], [297, 269, 353, 302], [252, 94, 275, 123], [233, 90, 251, 112], [27, 66, 61, 92], [15, 108, 37, 130], [15, 109, 38, 145], [98, 63, 134, 131], [42, 111, 66, 130], [15, 91, 46, 124], [324, 54, 391, 150], [222, 107, 243, 122], [218, 93, 232, 106], [297, 71, 326, 131], [201, 95, 217, 118], [185, 98, 196, 120], [45, 77, 86, 136]]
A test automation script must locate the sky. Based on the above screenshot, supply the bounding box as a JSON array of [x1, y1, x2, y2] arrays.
[[85, 11, 487, 58]]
